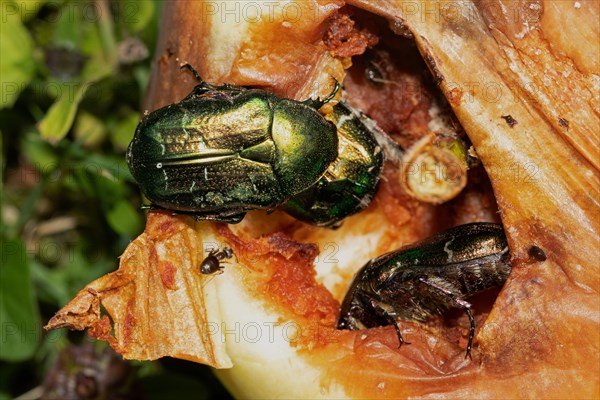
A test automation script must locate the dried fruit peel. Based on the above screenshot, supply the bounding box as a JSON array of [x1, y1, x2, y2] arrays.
[[46, 215, 232, 367]]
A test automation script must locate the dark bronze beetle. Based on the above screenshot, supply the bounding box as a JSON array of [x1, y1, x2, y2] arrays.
[[337, 223, 511, 358]]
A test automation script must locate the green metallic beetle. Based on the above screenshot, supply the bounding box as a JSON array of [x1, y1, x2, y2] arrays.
[[127, 65, 340, 223], [282, 101, 384, 227]]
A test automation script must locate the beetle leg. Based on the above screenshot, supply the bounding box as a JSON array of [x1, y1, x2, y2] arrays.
[[417, 276, 475, 359], [384, 313, 410, 348], [191, 212, 246, 224], [216, 258, 229, 274], [140, 203, 177, 213], [321, 79, 340, 105], [179, 63, 219, 94], [374, 306, 410, 348], [355, 290, 410, 347], [302, 79, 340, 109], [180, 63, 204, 83], [463, 307, 475, 359], [140, 204, 246, 224]]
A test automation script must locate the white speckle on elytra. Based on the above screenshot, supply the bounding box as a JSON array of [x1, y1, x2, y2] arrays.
[[444, 237, 455, 263], [156, 163, 163, 169], [377, 382, 386, 390], [574, 1, 581, 9], [336, 114, 353, 129]]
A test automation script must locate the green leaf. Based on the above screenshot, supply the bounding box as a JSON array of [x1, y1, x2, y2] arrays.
[[80, 56, 113, 84], [123, 0, 155, 33], [81, 10, 104, 57], [37, 83, 85, 142], [0, 240, 41, 361], [89, 171, 126, 206], [30, 259, 71, 306], [0, 129, 3, 194], [106, 200, 143, 236], [4, 0, 46, 21], [74, 111, 106, 147], [10, 180, 46, 241], [22, 131, 59, 171], [110, 112, 138, 150], [0, 13, 35, 109], [52, 2, 82, 49], [62, 248, 114, 298], [84, 154, 134, 183], [133, 65, 151, 96], [38, 59, 112, 142], [96, 0, 117, 65]]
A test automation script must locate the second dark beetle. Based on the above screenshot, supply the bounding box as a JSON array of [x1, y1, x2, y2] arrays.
[[337, 222, 511, 358], [127, 65, 339, 223]]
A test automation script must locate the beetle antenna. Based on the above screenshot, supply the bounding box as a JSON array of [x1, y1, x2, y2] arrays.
[[303, 79, 341, 109], [321, 79, 340, 105]]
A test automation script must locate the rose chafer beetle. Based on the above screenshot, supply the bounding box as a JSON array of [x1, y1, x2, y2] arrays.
[[127, 64, 340, 223], [337, 222, 511, 358], [282, 101, 384, 228]]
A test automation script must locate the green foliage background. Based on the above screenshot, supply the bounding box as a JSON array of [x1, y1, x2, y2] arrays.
[[0, 1, 231, 398]]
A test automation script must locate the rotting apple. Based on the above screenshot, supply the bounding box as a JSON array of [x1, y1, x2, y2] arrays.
[[46, 1, 600, 398]]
